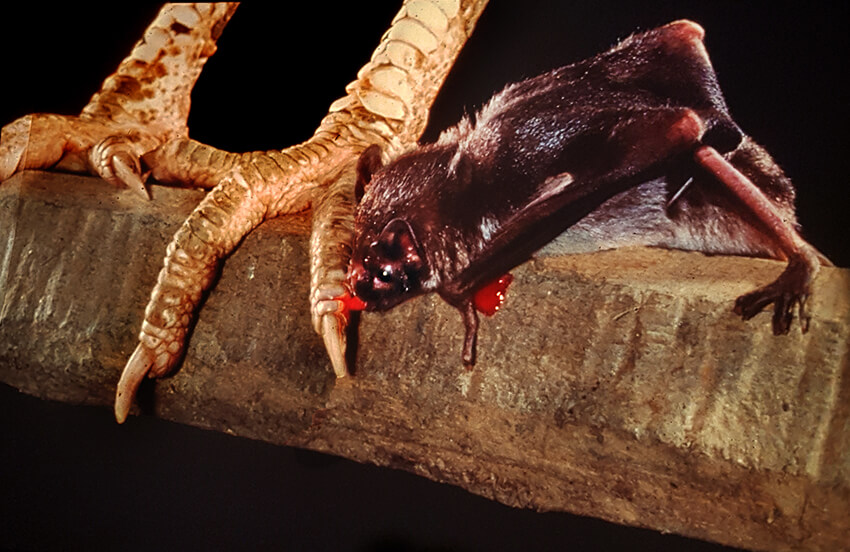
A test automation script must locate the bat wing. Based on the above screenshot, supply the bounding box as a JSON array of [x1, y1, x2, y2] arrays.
[[429, 20, 819, 365], [441, 106, 707, 303], [439, 20, 748, 302]]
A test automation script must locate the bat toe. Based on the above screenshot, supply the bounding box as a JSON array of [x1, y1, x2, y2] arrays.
[[734, 254, 813, 334]]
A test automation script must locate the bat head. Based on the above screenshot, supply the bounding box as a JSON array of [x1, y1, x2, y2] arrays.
[[347, 146, 430, 311], [348, 218, 428, 311]]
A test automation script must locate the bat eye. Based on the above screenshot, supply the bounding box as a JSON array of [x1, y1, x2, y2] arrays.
[[378, 268, 393, 283]]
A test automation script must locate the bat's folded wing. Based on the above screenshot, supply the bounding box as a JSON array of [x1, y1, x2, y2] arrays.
[[443, 107, 707, 302]]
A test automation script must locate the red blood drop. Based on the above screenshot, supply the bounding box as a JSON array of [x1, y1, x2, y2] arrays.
[[473, 274, 514, 316], [336, 292, 367, 319], [343, 294, 368, 312]]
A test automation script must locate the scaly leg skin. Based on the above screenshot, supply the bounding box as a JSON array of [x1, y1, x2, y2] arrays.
[[116, 168, 269, 423], [0, 4, 238, 196], [115, 1, 491, 422], [310, 164, 360, 378]]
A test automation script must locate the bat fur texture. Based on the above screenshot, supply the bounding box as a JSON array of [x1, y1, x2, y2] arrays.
[[347, 20, 829, 366]]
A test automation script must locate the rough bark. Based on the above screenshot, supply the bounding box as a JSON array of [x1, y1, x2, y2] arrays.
[[2, 170, 848, 551]]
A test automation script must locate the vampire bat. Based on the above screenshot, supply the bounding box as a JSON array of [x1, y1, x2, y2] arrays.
[[346, 20, 828, 367]]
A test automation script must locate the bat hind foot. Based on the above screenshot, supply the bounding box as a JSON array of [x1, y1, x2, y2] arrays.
[[734, 254, 813, 335]]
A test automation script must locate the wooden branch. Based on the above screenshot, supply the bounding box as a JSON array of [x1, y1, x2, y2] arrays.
[[2, 170, 848, 551]]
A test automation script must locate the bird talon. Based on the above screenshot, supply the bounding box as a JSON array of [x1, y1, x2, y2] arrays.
[[115, 343, 156, 423], [321, 313, 349, 378], [90, 135, 151, 198], [113, 155, 150, 199]]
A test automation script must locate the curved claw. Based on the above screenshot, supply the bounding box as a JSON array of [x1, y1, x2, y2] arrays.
[[321, 311, 349, 378], [733, 254, 814, 335], [90, 135, 152, 199], [113, 155, 150, 199], [115, 343, 155, 423], [315, 287, 368, 377], [312, 283, 351, 377]]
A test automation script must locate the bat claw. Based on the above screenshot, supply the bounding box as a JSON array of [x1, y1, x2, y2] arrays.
[[115, 343, 156, 423], [734, 254, 813, 335]]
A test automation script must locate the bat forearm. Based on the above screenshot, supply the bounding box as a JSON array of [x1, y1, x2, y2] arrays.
[[695, 146, 814, 263]]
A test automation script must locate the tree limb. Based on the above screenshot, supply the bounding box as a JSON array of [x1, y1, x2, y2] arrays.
[[2, 170, 848, 551]]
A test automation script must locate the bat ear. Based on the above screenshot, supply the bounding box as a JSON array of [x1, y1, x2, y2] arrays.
[[379, 218, 424, 272], [355, 145, 384, 202]]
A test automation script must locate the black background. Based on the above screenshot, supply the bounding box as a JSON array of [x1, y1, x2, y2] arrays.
[[1, 3, 846, 550]]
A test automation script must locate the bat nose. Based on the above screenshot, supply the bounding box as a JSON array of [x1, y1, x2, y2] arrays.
[[348, 263, 384, 301], [346, 263, 367, 288]]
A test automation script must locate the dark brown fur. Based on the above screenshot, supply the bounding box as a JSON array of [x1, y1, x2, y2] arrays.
[[348, 20, 821, 366]]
